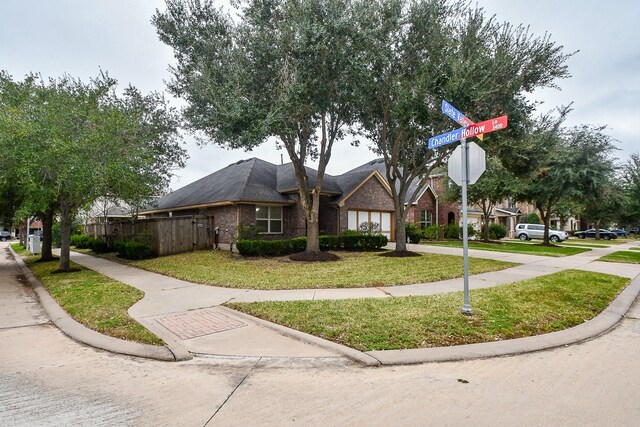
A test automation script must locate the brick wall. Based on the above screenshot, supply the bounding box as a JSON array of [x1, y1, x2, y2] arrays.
[[338, 177, 395, 234]]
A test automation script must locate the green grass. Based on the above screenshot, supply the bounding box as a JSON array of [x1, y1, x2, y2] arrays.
[[118, 250, 517, 290], [10, 243, 30, 256], [421, 240, 591, 257], [629, 247, 640, 251], [25, 258, 163, 345], [228, 270, 628, 351], [598, 251, 640, 264]]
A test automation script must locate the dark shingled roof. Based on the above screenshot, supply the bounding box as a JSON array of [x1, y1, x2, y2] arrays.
[[150, 158, 289, 211], [145, 156, 437, 213], [276, 163, 342, 194]]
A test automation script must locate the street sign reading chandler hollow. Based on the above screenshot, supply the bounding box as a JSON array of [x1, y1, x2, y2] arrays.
[[428, 115, 508, 149]]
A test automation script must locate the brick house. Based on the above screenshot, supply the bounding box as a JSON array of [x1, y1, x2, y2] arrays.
[[140, 158, 397, 247]]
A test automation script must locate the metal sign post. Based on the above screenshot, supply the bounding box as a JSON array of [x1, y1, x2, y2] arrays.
[[430, 100, 509, 316], [460, 138, 472, 314]]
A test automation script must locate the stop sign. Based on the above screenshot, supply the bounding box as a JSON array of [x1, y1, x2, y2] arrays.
[[448, 141, 486, 185]]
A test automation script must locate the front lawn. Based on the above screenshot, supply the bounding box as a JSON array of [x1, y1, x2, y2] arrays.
[[227, 270, 628, 351], [598, 251, 640, 264], [421, 240, 591, 257], [122, 250, 517, 290], [25, 257, 163, 345]]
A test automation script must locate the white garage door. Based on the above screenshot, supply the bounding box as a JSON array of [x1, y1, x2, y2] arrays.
[[348, 210, 392, 239]]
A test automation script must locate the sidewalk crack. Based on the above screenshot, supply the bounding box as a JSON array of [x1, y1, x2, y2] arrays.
[[203, 357, 262, 426]]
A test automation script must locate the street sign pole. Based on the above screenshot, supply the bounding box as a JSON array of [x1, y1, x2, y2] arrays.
[[460, 138, 472, 315]]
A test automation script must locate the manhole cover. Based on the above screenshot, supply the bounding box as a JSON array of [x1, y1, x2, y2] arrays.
[[156, 308, 247, 340]]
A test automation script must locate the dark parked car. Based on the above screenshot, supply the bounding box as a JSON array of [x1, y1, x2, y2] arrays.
[[573, 229, 618, 240], [0, 231, 12, 241], [610, 229, 627, 237]]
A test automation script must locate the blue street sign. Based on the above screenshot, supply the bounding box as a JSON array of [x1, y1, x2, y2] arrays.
[[441, 100, 468, 126], [428, 127, 463, 149]]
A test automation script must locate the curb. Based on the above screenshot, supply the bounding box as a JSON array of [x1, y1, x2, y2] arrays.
[[217, 306, 381, 367], [9, 246, 192, 362], [222, 273, 640, 367], [366, 273, 640, 365]]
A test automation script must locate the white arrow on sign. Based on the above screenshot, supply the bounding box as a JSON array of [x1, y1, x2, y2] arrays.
[[448, 141, 486, 186]]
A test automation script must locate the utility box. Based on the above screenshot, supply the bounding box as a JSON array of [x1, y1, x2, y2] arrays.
[[28, 235, 41, 254]]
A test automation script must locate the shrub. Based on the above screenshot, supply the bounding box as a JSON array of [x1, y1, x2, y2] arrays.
[[489, 223, 507, 240], [289, 237, 307, 253], [422, 225, 441, 240], [237, 232, 388, 256], [236, 239, 293, 257], [237, 223, 260, 240], [319, 235, 341, 250], [444, 224, 461, 239], [70, 234, 91, 249], [115, 240, 153, 260], [405, 222, 422, 244], [89, 237, 112, 253]]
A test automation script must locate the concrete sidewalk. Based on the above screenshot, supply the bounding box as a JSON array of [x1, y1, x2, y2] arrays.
[[10, 240, 640, 365]]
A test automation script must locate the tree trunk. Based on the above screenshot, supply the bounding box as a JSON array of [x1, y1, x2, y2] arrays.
[[304, 190, 322, 254], [394, 206, 407, 252], [541, 210, 551, 245], [482, 203, 491, 243], [59, 201, 73, 272], [40, 208, 55, 261]]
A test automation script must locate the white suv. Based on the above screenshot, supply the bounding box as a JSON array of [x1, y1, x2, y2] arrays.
[[515, 223, 568, 243]]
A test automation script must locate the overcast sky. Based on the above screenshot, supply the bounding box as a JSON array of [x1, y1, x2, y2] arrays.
[[2, 0, 638, 190]]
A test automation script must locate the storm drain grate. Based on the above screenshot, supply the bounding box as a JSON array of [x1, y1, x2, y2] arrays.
[[155, 308, 247, 340]]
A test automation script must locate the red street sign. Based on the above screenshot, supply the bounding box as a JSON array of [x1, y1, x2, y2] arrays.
[[460, 115, 508, 139]]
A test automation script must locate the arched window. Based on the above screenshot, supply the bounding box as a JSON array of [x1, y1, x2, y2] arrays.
[[448, 211, 456, 224]]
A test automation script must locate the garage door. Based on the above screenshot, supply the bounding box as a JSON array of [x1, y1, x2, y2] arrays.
[[348, 210, 392, 239]]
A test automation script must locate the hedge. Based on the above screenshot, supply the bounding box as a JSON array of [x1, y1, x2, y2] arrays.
[[237, 232, 388, 257], [114, 240, 154, 260]]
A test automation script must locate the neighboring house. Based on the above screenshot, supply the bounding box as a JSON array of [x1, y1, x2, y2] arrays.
[[140, 158, 396, 247]]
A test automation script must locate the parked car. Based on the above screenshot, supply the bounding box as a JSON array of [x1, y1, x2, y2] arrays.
[[515, 223, 569, 243], [573, 229, 618, 240], [610, 229, 627, 237], [0, 230, 12, 241]]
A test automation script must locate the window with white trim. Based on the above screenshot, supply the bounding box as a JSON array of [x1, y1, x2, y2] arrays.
[[256, 206, 283, 234], [420, 210, 433, 228]]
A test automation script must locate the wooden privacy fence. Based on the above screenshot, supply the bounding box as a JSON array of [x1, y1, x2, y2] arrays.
[[86, 215, 215, 256]]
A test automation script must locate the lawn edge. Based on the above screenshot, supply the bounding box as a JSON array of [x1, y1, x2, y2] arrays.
[[225, 272, 640, 366], [9, 245, 191, 362], [365, 272, 640, 365]]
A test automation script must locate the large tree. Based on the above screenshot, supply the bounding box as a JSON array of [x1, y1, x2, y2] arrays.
[[154, 0, 363, 258], [354, 0, 573, 252], [619, 153, 640, 231], [0, 72, 186, 271], [517, 118, 617, 245]]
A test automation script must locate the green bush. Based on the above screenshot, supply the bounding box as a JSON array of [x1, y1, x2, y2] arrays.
[[237, 232, 388, 257], [405, 222, 422, 244], [70, 234, 91, 249], [236, 239, 293, 257], [237, 223, 260, 240], [488, 223, 507, 240], [115, 240, 153, 260], [319, 235, 341, 250], [422, 225, 441, 240], [290, 237, 307, 253], [89, 237, 112, 253], [444, 224, 461, 239]]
